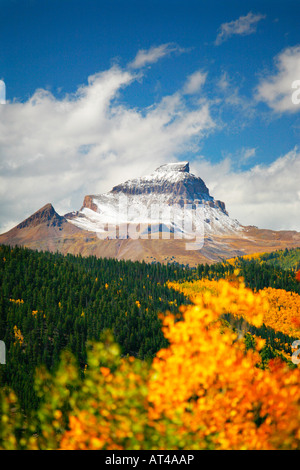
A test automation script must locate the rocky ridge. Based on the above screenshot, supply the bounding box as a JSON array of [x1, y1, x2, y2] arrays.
[[16, 203, 64, 229], [1, 161, 300, 266], [68, 161, 236, 236]]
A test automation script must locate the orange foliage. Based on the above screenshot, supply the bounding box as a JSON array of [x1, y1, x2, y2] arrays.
[[259, 288, 300, 339], [5, 278, 300, 450], [60, 279, 300, 450], [148, 279, 300, 449], [168, 279, 300, 339], [58, 344, 151, 451], [13, 325, 23, 345], [225, 252, 266, 265]]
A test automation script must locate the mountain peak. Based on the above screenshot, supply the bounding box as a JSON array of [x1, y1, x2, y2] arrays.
[[16, 203, 64, 229], [71, 160, 239, 237], [155, 161, 190, 173], [111, 161, 210, 199]]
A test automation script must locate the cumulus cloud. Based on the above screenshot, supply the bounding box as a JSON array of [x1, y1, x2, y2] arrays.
[[215, 12, 266, 45], [183, 71, 207, 95], [1, 43, 299, 235], [0, 50, 215, 232], [192, 147, 300, 231], [255, 45, 300, 113]]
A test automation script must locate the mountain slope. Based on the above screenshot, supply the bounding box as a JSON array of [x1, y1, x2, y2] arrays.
[[0, 163, 300, 265], [67, 161, 241, 237], [0, 203, 88, 253]]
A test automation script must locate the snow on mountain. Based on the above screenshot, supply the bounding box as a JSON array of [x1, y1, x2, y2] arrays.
[[2, 161, 300, 266], [67, 162, 242, 240]]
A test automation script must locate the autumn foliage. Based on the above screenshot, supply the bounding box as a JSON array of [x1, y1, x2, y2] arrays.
[[2, 273, 300, 450], [167, 277, 300, 340]]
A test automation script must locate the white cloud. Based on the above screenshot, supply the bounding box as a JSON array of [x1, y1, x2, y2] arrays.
[[192, 147, 300, 231], [2, 44, 298, 236], [0, 51, 215, 233], [128, 43, 180, 69], [215, 12, 266, 45], [255, 45, 300, 113], [183, 71, 207, 95], [0, 80, 5, 104]]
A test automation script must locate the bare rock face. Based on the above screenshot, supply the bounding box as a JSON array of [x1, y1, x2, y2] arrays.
[[110, 161, 225, 210], [16, 203, 64, 229], [64, 161, 236, 242], [81, 195, 99, 212]]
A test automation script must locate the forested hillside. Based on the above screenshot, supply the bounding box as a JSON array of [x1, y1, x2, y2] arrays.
[[260, 247, 300, 271], [1, 243, 300, 450], [1, 244, 300, 411], [197, 248, 300, 294], [0, 245, 192, 410]]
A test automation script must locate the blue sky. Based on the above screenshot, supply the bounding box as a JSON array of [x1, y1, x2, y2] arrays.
[[0, 0, 300, 232]]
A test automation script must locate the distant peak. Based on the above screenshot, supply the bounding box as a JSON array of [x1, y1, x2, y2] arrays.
[[110, 160, 214, 201], [155, 162, 190, 173], [39, 203, 55, 213], [16, 203, 64, 229]]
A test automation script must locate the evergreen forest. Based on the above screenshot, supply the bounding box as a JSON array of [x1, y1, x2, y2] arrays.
[[1, 244, 300, 414]]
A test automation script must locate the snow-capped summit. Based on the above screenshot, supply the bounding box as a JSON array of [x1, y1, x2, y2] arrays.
[[2, 160, 300, 265], [112, 161, 213, 204], [154, 161, 190, 173], [67, 161, 242, 238]]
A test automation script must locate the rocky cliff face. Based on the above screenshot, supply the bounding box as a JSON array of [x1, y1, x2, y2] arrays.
[[81, 195, 99, 212], [1, 162, 300, 266], [16, 203, 64, 229], [79, 161, 228, 213], [68, 161, 237, 235], [111, 161, 213, 205]]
